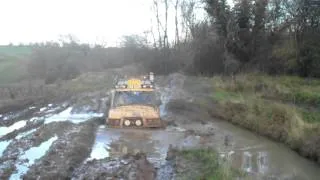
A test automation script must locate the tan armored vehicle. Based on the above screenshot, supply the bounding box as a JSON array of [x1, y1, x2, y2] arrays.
[[106, 72, 162, 128]]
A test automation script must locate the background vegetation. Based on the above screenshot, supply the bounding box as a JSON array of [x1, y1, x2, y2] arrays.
[[0, 0, 319, 86]]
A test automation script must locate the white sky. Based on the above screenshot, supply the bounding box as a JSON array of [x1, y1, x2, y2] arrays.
[[0, 0, 234, 46]]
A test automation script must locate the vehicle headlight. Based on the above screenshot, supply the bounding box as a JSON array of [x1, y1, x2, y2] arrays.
[[124, 120, 131, 126], [135, 120, 142, 126]]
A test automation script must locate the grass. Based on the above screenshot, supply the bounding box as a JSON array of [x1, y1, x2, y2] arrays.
[[0, 45, 32, 57], [0, 46, 32, 84], [177, 149, 244, 180], [57, 71, 115, 93], [212, 74, 320, 106], [300, 109, 320, 123], [212, 90, 242, 102], [210, 74, 320, 163]]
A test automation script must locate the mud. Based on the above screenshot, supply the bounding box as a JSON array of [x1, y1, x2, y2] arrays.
[[0, 98, 42, 114], [0, 106, 39, 127], [0, 72, 319, 180], [73, 153, 156, 180], [0, 119, 44, 141], [24, 120, 99, 179], [0, 121, 74, 179]]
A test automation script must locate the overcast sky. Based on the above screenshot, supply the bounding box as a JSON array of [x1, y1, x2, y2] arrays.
[[0, 0, 233, 46]]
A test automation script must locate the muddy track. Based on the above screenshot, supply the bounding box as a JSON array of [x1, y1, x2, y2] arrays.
[[0, 119, 44, 141], [24, 120, 99, 179], [0, 73, 320, 180], [0, 121, 74, 179], [72, 153, 156, 180]]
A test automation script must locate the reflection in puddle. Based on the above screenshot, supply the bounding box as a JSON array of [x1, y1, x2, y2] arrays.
[[15, 129, 37, 140], [40, 107, 47, 112], [220, 150, 270, 176], [9, 135, 58, 180], [45, 107, 103, 124], [88, 126, 120, 160], [88, 141, 110, 160], [89, 127, 198, 168], [257, 152, 268, 174], [0, 120, 27, 138], [0, 140, 12, 156], [242, 151, 253, 173]]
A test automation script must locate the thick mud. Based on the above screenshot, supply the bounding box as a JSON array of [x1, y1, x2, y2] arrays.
[[24, 120, 99, 179], [73, 153, 157, 180], [0, 73, 319, 180], [0, 121, 74, 179]]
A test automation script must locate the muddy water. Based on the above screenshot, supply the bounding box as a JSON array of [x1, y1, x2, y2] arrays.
[[89, 126, 200, 180], [88, 74, 320, 179], [90, 122, 320, 179], [90, 126, 195, 166], [171, 74, 320, 179], [211, 120, 320, 179]]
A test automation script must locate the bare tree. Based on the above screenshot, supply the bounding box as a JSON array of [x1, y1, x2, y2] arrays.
[[164, 0, 169, 48], [181, 0, 196, 42], [153, 0, 163, 48], [174, 0, 180, 46]]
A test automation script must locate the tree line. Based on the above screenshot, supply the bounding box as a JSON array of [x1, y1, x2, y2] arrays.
[[25, 0, 320, 84], [121, 0, 320, 77], [203, 0, 320, 77]]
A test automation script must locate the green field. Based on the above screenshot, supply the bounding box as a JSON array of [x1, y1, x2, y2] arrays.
[[0, 45, 32, 57], [0, 46, 32, 84]]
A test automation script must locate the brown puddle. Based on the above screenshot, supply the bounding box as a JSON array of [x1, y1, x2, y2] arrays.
[[89, 126, 202, 168]]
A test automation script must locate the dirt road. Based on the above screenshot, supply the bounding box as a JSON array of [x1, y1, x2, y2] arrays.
[[0, 73, 319, 180]]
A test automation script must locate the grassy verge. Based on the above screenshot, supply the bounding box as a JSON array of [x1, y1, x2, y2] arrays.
[[210, 74, 320, 164], [212, 74, 320, 107], [176, 149, 245, 180]]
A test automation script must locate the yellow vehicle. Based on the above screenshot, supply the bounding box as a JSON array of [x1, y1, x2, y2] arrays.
[[106, 72, 162, 128]]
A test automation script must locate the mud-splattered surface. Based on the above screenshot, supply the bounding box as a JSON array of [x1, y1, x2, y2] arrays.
[[0, 73, 319, 180], [73, 153, 157, 180]]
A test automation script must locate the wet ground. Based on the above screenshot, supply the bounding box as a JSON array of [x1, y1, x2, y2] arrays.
[[0, 73, 319, 179]]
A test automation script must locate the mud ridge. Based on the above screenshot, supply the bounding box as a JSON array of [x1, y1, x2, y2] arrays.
[[0, 121, 74, 179], [0, 118, 44, 141], [0, 107, 39, 127], [72, 153, 156, 180], [23, 119, 100, 179]]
